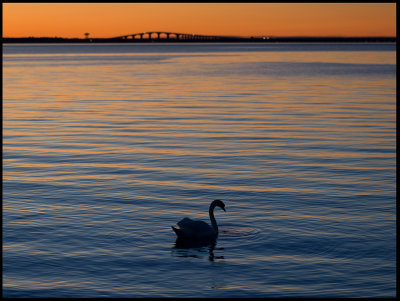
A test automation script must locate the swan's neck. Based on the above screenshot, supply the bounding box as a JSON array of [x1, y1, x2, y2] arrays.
[[209, 203, 218, 233]]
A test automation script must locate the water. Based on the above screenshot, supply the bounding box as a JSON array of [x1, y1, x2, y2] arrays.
[[3, 42, 396, 297]]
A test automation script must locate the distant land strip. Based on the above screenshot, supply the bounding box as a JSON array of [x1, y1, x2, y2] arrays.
[[2, 36, 396, 43]]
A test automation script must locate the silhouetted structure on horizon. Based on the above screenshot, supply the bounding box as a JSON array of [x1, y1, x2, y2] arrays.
[[2, 31, 396, 44], [111, 31, 242, 41]]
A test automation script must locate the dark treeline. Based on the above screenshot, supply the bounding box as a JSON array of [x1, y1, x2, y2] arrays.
[[3, 36, 396, 43]]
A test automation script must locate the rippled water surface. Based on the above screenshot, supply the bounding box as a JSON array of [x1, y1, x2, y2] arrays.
[[3, 43, 396, 297]]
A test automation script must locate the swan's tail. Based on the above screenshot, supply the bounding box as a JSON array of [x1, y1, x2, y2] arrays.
[[171, 226, 181, 237], [172, 226, 189, 238]]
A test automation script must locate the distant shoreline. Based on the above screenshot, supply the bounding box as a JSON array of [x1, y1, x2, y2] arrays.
[[2, 36, 396, 44]]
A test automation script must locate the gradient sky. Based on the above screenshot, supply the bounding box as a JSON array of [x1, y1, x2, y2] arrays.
[[3, 3, 396, 38]]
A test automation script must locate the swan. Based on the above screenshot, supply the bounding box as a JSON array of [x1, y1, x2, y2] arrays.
[[172, 200, 226, 240]]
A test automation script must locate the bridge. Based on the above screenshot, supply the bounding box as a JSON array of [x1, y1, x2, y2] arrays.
[[111, 31, 242, 41]]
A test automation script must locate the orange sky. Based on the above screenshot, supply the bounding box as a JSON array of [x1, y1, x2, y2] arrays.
[[2, 3, 396, 38]]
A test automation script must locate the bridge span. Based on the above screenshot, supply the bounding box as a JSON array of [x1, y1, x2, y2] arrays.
[[112, 31, 241, 41]]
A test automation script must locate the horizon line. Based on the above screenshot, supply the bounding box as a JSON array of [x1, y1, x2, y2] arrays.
[[4, 34, 397, 39]]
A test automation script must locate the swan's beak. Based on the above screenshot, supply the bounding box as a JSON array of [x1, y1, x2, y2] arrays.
[[222, 207, 226, 212]]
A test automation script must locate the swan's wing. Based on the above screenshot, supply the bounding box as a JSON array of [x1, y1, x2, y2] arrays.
[[177, 217, 212, 232], [177, 217, 194, 228]]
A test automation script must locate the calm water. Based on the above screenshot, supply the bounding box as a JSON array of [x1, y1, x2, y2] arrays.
[[3, 43, 396, 297]]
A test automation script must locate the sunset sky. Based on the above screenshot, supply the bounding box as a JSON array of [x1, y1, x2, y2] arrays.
[[3, 3, 396, 38]]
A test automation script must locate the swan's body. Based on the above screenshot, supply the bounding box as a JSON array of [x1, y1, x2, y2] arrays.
[[172, 200, 226, 240]]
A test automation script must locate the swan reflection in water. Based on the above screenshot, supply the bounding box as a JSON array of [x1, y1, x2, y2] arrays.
[[173, 237, 224, 261], [172, 200, 226, 261]]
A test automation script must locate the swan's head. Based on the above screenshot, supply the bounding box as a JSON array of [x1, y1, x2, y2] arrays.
[[213, 199, 226, 212]]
